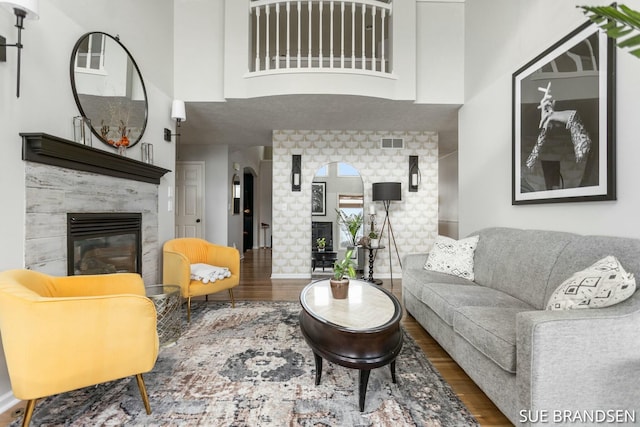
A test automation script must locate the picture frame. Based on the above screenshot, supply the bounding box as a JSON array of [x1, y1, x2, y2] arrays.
[[311, 182, 326, 216], [512, 21, 616, 205]]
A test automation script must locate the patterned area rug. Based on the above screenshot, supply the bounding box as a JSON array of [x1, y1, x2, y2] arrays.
[[16, 301, 479, 426]]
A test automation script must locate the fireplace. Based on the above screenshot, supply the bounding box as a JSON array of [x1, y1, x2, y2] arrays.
[[67, 213, 142, 275]]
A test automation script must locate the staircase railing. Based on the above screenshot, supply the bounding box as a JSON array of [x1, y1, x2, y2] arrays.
[[249, 0, 392, 74]]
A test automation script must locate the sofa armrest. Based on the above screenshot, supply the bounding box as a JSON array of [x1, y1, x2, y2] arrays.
[[516, 302, 640, 420], [402, 253, 429, 271], [163, 249, 192, 297]]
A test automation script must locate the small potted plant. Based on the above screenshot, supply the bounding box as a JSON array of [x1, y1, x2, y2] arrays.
[[330, 248, 357, 299], [316, 237, 326, 251], [368, 229, 380, 248]]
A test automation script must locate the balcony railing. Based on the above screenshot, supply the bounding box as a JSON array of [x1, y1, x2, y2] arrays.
[[249, 0, 392, 75]]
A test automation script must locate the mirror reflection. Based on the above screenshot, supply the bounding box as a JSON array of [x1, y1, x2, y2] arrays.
[[70, 32, 148, 149], [311, 162, 364, 277], [232, 174, 241, 215]]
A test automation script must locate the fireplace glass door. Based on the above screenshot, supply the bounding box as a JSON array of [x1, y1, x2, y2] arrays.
[[68, 213, 142, 275]]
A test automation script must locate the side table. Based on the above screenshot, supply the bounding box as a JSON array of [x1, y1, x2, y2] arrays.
[[363, 245, 385, 285], [145, 284, 181, 347]]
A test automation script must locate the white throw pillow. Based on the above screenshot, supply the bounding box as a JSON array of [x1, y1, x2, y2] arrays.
[[546, 256, 636, 310], [424, 235, 479, 281], [190, 263, 231, 284]]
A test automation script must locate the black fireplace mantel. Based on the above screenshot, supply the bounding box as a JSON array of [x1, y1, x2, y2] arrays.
[[21, 133, 171, 184]]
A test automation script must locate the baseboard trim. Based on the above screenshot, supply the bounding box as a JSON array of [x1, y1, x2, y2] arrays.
[[0, 390, 18, 415], [270, 274, 311, 279]]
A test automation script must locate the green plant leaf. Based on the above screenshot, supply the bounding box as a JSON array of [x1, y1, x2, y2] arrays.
[[579, 4, 640, 58]]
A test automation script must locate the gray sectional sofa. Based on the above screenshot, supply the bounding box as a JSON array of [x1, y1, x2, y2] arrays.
[[402, 227, 640, 426]]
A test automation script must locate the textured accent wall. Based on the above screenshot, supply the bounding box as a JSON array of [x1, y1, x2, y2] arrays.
[[272, 130, 439, 278]]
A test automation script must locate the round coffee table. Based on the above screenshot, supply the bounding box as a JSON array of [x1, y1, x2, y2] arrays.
[[299, 279, 403, 412]]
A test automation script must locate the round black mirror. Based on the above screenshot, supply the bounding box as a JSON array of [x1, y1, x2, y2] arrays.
[[70, 32, 148, 150]]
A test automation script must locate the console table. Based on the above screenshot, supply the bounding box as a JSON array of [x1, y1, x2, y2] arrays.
[[311, 251, 337, 272]]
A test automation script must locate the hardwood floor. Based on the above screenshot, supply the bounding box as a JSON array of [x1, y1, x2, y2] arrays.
[[0, 248, 513, 426]]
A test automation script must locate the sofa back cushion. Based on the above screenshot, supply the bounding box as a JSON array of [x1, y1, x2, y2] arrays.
[[545, 235, 640, 307], [471, 227, 576, 309]]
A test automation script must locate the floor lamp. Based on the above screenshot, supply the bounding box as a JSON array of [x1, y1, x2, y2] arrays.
[[372, 182, 402, 287]]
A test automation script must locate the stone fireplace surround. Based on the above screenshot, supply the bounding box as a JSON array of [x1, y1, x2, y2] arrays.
[[23, 134, 170, 284]]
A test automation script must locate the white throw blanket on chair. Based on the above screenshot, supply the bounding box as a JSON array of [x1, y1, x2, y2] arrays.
[[190, 263, 231, 284]]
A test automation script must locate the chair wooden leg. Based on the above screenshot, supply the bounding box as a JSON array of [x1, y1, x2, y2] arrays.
[[21, 399, 36, 427], [187, 296, 192, 323], [229, 288, 235, 308], [135, 374, 152, 415]]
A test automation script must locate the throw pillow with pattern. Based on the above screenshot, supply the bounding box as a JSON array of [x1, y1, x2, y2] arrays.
[[424, 235, 479, 281], [546, 256, 636, 310]]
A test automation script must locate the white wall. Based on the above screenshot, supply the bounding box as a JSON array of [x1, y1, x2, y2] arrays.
[[459, 0, 640, 239], [416, 0, 464, 104], [259, 160, 273, 247], [0, 0, 174, 410]]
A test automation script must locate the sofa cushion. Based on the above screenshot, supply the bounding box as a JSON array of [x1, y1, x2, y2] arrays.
[[546, 256, 636, 310], [454, 306, 530, 373], [424, 235, 479, 280], [470, 228, 576, 309], [420, 282, 533, 326], [402, 268, 473, 302]]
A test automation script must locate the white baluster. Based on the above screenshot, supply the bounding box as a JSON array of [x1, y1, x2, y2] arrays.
[[286, 1, 291, 69], [319, 1, 323, 67], [361, 4, 365, 70], [255, 6, 261, 71], [297, 1, 302, 68], [371, 6, 376, 71], [276, 3, 280, 69], [265, 5, 271, 70], [330, 1, 334, 68], [381, 8, 385, 73], [308, 1, 312, 67], [351, 2, 356, 69], [340, 2, 345, 69]]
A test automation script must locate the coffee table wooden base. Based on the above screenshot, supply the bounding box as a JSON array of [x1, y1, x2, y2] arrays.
[[299, 307, 402, 412], [312, 351, 398, 411]]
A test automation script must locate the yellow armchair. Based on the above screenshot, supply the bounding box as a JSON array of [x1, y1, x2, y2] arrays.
[[0, 269, 159, 427], [163, 238, 240, 322]]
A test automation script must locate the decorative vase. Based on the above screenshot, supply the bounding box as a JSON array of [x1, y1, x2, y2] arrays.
[[318, 247, 325, 252], [329, 278, 349, 299], [117, 145, 127, 156]]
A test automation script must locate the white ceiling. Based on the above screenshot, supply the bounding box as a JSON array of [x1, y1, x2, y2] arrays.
[[178, 95, 460, 156]]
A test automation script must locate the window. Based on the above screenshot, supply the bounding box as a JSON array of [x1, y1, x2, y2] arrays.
[[337, 163, 360, 176], [315, 165, 328, 177], [337, 194, 364, 247], [75, 33, 106, 73]]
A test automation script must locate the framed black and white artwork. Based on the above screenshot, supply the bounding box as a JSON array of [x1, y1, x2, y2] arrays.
[[512, 21, 616, 205], [311, 182, 326, 216]]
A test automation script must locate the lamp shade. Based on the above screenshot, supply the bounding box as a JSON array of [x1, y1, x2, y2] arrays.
[[372, 182, 402, 201], [171, 100, 186, 122], [0, 0, 39, 18]]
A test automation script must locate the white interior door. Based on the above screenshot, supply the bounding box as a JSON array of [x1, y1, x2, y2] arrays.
[[175, 161, 205, 238]]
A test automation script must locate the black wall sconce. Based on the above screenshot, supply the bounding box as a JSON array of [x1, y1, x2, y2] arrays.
[[409, 155, 420, 192], [0, 0, 39, 98], [291, 154, 301, 191]]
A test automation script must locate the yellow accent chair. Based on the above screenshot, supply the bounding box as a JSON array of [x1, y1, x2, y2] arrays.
[[0, 269, 159, 427], [163, 238, 240, 322]]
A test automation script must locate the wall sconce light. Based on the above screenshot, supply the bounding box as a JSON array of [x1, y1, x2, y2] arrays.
[[164, 100, 187, 141], [0, 0, 39, 98], [291, 154, 301, 191], [409, 155, 420, 192]]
